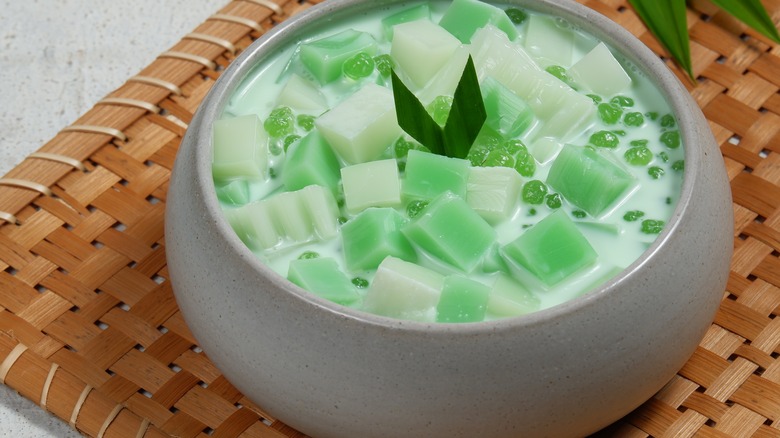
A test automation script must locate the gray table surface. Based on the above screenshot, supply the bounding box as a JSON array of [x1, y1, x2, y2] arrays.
[[0, 0, 228, 435]]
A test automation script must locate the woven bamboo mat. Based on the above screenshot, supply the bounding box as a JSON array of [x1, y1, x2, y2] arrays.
[[0, 0, 778, 436]]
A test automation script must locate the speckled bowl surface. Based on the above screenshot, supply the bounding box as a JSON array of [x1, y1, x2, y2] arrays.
[[165, 1, 733, 436]]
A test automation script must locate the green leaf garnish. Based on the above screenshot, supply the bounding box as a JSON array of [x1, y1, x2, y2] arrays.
[[628, 0, 695, 82], [708, 0, 780, 44], [391, 55, 486, 159]]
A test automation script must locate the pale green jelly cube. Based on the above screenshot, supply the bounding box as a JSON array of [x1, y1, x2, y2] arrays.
[[315, 83, 402, 164], [417, 45, 470, 105], [529, 136, 562, 164], [216, 179, 249, 205], [212, 114, 268, 182], [403, 149, 470, 200], [282, 130, 341, 193], [524, 14, 575, 68], [546, 145, 636, 217], [288, 257, 360, 306], [438, 0, 518, 43], [381, 3, 431, 40], [390, 20, 462, 88], [436, 275, 490, 323], [299, 29, 378, 85], [481, 76, 534, 138], [341, 159, 402, 214], [341, 208, 417, 271], [299, 185, 340, 240], [363, 256, 444, 322], [268, 191, 314, 243], [482, 244, 509, 274], [402, 191, 496, 273], [224, 201, 281, 250], [466, 166, 522, 224], [568, 42, 632, 96], [501, 210, 597, 286], [486, 274, 541, 318], [275, 74, 328, 115]]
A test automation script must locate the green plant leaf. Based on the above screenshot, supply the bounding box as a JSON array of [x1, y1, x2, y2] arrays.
[[708, 0, 780, 43], [628, 0, 695, 82], [390, 55, 486, 159]]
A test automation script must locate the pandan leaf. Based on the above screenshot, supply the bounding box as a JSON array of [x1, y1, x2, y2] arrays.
[[708, 0, 780, 43], [391, 55, 486, 158], [628, 0, 695, 82]]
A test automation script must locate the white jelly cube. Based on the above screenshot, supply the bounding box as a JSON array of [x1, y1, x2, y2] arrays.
[[391, 20, 462, 88], [268, 191, 313, 243], [466, 166, 523, 223], [315, 83, 402, 164], [417, 45, 470, 105], [299, 185, 340, 239], [487, 274, 541, 317], [568, 42, 632, 96], [363, 256, 444, 322], [212, 114, 268, 181], [341, 159, 402, 214], [524, 15, 575, 68], [225, 202, 281, 250], [275, 74, 328, 115]]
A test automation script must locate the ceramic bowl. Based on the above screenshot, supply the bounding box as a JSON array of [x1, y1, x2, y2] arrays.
[[165, 1, 733, 436]]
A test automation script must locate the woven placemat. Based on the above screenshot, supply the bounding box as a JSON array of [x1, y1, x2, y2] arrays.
[[0, 0, 778, 436]]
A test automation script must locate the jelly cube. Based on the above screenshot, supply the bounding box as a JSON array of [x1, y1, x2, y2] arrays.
[[275, 74, 328, 115], [546, 144, 636, 217], [288, 257, 360, 306], [436, 275, 490, 323], [212, 114, 268, 182], [438, 0, 518, 43], [363, 256, 444, 322], [481, 76, 534, 138], [529, 137, 562, 164], [524, 14, 575, 67], [341, 208, 417, 271], [341, 159, 402, 214], [391, 20, 461, 88], [315, 83, 402, 164], [299, 185, 340, 240], [466, 166, 523, 223], [501, 210, 597, 286], [481, 244, 510, 274], [417, 45, 470, 105], [299, 29, 378, 85], [381, 3, 431, 40], [486, 274, 541, 317], [224, 201, 281, 250], [216, 179, 249, 205], [568, 42, 632, 96], [403, 149, 470, 200], [282, 130, 342, 193], [402, 191, 496, 273], [268, 191, 313, 242]]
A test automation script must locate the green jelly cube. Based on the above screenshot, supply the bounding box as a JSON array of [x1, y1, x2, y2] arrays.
[[299, 185, 340, 240], [299, 29, 378, 85], [341, 159, 402, 214], [381, 3, 431, 40], [481, 76, 534, 138], [568, 42, 632, 96], [341, 208, 417, 271], [282, 130, 342, 193], [524, 14, 575, 67], [216, 179, 249, 205], [403, 149, 470, 200], [486, 274, 541, 317], [363, 256, 444, 322], [315, 83, 402, 164], [402, 191, 496, 273], [436, 275, 490, 323], [482, 244, 510, 274], [501, 210, 597, 286], [288, 257, 360, 306], [391, 20, 462, 88], [546, 144, 637, 217], [466, 166, 523, 224], [438, 0, 518, 43], [224, 201, 281, 250], [275, 74, 328, 115], [212, 114, 268, 182]]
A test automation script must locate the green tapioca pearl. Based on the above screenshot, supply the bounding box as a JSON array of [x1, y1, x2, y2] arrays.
[[522, 180, 548, 205], [648, 166, 665, 179], [610, 95, 634, 107], [672, 160, 685, 171], [589, 130, 619, 148], [264, 106, 295, 138], [296, 114, 315, 131], [269, 142, 283, 156], [661, 130, 681, 149], [374, 54, 394, 77], [623, 112, 644, 127], [645, 111, 659, 121], [504, 7, 528, 24], [660, 114, 676, 128], [598, 103, 623, 124], [484, 149, 515, 168], [283, 134, 301, 152], [467, 146, 490, 167], [587, 94, 602, 104], [406, 200, 429, 219], [513, 149, 536, 177], [624, 146, 653, 166], [641, 219, 665, 234], [630, 139, 649, 147], [298, 251, 320, 260], [426, 95, 453, 126], [545, 193, 562, 209], [352, 277, 369, 288], [343, 52, 375, 80], [545, 65, 577, 88], [572, 210, 587, 219], [623, 210, 645, 222], [658, 151, 670, 162]]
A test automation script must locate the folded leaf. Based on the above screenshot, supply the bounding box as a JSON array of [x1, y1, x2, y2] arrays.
[[628, 0, 695, 82], [709, 0, 780, 44]]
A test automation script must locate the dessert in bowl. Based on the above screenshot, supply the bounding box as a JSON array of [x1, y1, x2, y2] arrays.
[[165, 0, 733, 436]]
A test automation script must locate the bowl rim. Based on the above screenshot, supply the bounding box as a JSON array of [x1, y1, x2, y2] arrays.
[[183, 0, 701, 333]]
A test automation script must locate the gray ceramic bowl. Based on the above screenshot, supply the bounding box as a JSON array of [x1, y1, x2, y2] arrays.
[[165, 1, 733, 436]]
